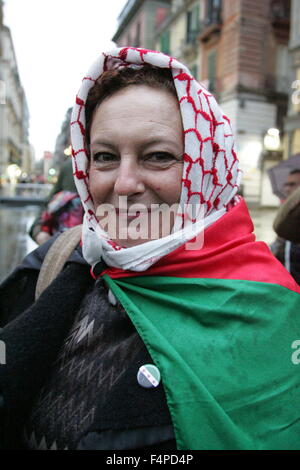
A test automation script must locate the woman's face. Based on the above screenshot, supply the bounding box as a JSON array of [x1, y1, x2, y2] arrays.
[[89, 85, 184, 247]]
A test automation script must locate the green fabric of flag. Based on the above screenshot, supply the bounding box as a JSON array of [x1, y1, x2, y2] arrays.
[[104, 274, 300, 450]]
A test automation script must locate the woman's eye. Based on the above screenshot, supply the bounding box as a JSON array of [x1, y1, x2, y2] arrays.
[[92, 152, 118, 164], [144, 152, 177, 163]]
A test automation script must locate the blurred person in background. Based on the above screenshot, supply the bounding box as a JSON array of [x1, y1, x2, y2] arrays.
[[283, 170, 300, 199], [271, 169, 300, 284], [29, 157, 84, 245]]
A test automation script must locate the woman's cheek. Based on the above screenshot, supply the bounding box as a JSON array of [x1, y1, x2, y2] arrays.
[[89, 170, 105, 207], [159, 167, 182, 204]]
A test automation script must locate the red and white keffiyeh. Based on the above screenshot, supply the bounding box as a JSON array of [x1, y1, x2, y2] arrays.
[[70, 47, 242, 271]]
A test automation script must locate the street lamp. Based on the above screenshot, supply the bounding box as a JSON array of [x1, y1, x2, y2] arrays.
[[264, 128, 281, 151], [7, 164, 21, 182], [64, 145, 72, 156]]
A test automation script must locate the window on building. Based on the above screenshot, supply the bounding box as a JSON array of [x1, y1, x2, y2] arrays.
[[191, 64, 198, 80], [156, 6, 168, 27], [134, 22, 141, 47], [271, 0, 290, 20], [186, 3, 200, 44], [160, 31, 170, 55], [207, 49, 216, 92], [206, 0, 222, 26]]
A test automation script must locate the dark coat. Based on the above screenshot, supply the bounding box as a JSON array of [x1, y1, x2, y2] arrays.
[[273, 186, 300, 243], [0, 237, 176, 450], [29, 159, 79, 241], [271, 237, 300, 285]]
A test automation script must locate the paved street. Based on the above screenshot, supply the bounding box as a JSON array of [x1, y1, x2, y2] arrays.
[[0, 203, 279, 284]]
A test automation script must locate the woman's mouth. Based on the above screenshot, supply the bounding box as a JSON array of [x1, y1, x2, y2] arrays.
[[115, 208, 151, 219]]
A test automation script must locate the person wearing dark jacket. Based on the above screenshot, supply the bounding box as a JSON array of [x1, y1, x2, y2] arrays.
[[274, 184, 300, 244], [271, 171, 300, 284], [29, 158, 83, 245], [0, 235, 176, 450]]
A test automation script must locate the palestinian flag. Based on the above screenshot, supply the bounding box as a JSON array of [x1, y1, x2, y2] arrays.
[[100, 199, 300, 450]]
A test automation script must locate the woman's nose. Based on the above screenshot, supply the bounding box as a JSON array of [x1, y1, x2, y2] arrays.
[[113, 160, 145, 196]]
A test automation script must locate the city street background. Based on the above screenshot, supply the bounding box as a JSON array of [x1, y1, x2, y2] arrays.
[[0, 0, 299, 282]]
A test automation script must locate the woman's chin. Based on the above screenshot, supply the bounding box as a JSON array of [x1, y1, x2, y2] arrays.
[[101, 221, 173, 248]]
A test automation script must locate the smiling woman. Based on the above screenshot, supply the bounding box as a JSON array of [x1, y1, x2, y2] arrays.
[[88, 84, 183, 246], [1, 48, 300, 451], [83, 66, 186, 248], [77, 57, 242, 272]]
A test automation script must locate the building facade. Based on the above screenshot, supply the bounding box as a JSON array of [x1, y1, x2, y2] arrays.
[[112, 0, 290, 207], [212, 0, 290, 206], [112, 0, 171, 49], [53, 107, 72, 168], [155, 0, 202, 78], [154, 0, 290, 206], [0, 0, 33, 180]]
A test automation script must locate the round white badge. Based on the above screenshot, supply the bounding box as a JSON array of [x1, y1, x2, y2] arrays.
[[137, 364, 161, 388]]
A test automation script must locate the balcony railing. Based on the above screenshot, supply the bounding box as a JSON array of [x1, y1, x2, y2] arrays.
[[186, 28, 201, 45], [200, 3, 222, 43], [204, 9, 222, 27], [0, 183, 53, 207]]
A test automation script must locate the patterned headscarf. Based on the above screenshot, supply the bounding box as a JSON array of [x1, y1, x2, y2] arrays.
[[70, 47, 242, 271]]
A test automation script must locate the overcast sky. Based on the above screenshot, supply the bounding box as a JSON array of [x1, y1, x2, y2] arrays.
[[4, 0, 127, 160]]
